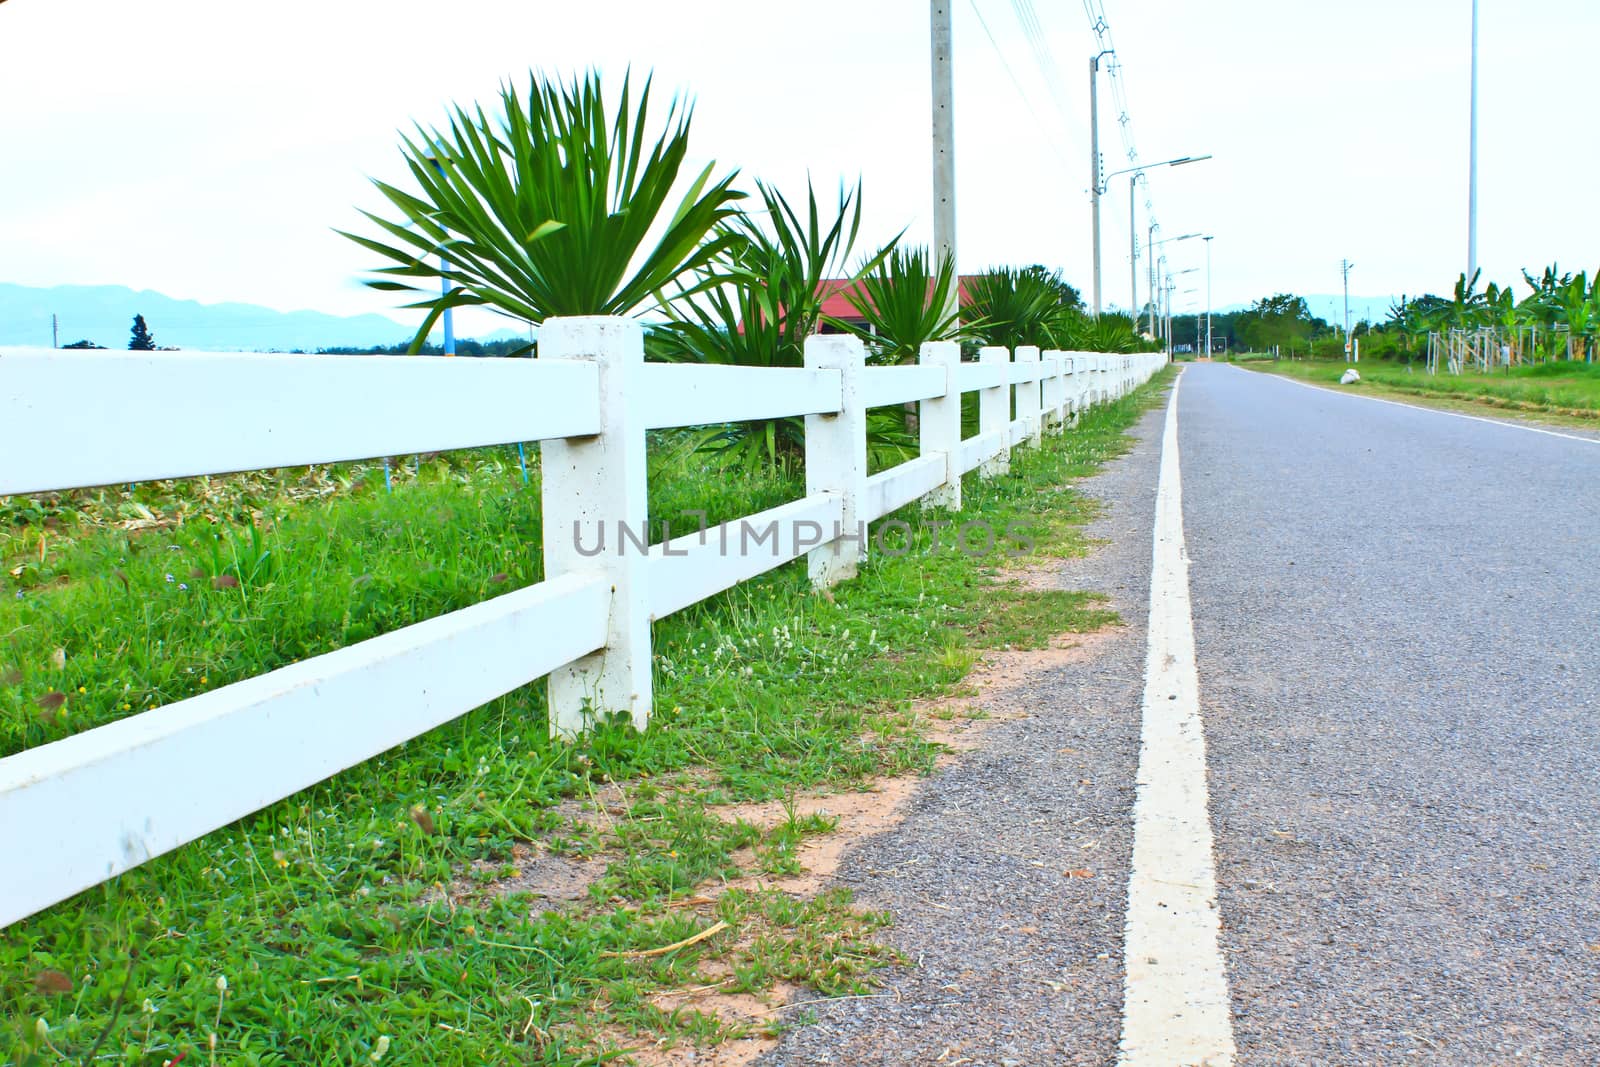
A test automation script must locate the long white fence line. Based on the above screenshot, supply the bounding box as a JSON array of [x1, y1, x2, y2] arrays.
[[0, 330, 1164, 927]]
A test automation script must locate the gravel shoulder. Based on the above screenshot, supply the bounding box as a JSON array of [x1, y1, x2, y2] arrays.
[[758, 400, 1170, 1067]]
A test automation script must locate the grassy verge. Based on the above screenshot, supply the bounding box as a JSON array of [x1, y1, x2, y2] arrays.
[[1241, 356, 1600, 426], [2, 370, 1171, 1066]]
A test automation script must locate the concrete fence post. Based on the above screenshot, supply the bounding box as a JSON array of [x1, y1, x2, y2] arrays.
[[1042, 351, 1066, 431], [1016, 345, 1042, 447], [805, 334, 867, 587], [539, 316, 652, 737], [978, 345, 1010, 477], [919, 340, 962, 510]]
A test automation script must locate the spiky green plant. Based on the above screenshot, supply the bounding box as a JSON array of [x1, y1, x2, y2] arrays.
[[1056, 309, 1148, 353], [344, 70, 745, 351], [832, 246, 971, 365], [963, 266, 1075, 350], [650, 180, 887, 469]]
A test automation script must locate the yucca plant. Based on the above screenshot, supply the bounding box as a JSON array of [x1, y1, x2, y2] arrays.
[[832, 246, 971, 365], [963, 266, 1077, 350], [344, 70, 745, 351], [651, 180, 888, 469]]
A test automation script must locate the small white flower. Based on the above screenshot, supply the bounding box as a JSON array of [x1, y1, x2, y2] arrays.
[[371, 1035, 391, 1062], [215, 975, 228, 993]]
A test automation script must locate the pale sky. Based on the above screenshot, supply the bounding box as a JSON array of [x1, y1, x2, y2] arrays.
[[2, 0, 1595, 337]]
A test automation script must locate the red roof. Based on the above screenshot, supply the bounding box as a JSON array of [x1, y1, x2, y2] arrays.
[[817, 276, 981, 322]]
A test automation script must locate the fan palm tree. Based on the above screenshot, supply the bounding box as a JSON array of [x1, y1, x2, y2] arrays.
[[963, 267, 1068, 350], [344, 70, 745, 351], [831, 245, 970, 365], [649, 180, 888, 469]]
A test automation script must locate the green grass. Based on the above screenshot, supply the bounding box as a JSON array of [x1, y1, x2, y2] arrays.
[[1244, 356, 1600, 418], [1, 373, 1169, 1066]]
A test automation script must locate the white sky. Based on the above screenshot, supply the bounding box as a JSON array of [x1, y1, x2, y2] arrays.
[[2, 0, 1595, 336]]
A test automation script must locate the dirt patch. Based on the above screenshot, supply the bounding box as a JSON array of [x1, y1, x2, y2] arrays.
[[710, 775, 926, 898], [460, 841, 603, 903], [629, 979, 803, 1067]]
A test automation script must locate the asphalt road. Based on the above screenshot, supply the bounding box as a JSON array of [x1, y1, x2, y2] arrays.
[[1182, 364, 1600, 1063]]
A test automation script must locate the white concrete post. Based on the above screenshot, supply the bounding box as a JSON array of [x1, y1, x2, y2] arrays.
[[1016, 344, 1042, 447], [1067, 355, 1082, 425], [918, 340, 962, 510], [539, 316, 652, 737], [978, 345, 1010, 477], [805, 335, 867, 587], [1042, 351, 1065, 431]]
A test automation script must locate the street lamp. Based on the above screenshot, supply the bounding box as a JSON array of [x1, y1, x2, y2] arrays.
[[1165, 268, 1199, 358], [1088, 49, 1114, 316], [1149, 233, 1202, 337], [1096, 154, 1211, 322]]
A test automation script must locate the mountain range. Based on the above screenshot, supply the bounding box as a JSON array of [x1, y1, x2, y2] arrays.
[[0, 282, 459, 351]]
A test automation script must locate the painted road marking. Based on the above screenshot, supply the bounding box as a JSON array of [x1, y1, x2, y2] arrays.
[[1119, 369, 1236, 1067], [1246, 365, 1600, 446]]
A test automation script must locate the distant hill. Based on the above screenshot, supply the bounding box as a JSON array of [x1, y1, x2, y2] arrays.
[[0, 282, 422, 351]]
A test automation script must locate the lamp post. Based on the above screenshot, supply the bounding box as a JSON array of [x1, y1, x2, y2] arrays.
[[1165, 268, 1199, 357], [1467, 0, 1479, 285], [1148, 233, 1202, 337], [1088, 49, 1114, 316], [1096, 154, 1211, 322]]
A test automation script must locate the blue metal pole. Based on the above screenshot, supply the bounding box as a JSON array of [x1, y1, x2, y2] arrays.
[[517, 442, 529, 484]]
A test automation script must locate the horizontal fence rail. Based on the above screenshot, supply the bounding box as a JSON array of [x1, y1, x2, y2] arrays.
[[0, 351, 604, 495], [0, 329, 1163, 927]]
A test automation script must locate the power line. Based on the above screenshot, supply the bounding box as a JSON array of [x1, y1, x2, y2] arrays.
[[966, 0, 1075, 169]]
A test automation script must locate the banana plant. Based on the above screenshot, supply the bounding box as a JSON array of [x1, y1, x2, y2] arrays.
[[1445, 269, 1486, 330], [1483, 282, 1523, 360], [344, 70, 745, 351], [1555, 270, 1595, 361]]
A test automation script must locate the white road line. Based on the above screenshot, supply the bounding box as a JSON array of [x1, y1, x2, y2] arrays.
[[1240, 364, 1600, 446], [1119, 370, 1236, 1067]]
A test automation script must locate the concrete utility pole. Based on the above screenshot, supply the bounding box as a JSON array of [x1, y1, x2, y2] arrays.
[[1341, 259, 1354, 362], [1204, 236, 1213, 357], [1147, 224, 1158, 337], [51, 314, 58, 349], [931, 0, 958, 322], [1467, 0, 1480, 285], [1088, 51, 1115, 316], [1129, 175, 1139, 319]]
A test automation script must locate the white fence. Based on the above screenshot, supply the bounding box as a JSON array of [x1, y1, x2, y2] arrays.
[[0, 324, 1163, 927]]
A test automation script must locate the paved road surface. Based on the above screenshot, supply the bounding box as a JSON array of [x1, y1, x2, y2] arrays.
[[764, 365, 1599, 1066], [1183, 364, 1600, 1063]]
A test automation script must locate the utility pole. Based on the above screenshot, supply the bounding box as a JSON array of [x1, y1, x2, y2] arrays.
[[1467, 0, 1479, 284], [931, 0, 958, 322], [1204, 236, 1213, 358], [1147, 223, 1158, 337], [1129, 175, 1139, 321], [51, 314, 58, 349], [1088, 51, 1111, 316], [1340, 259, 1354, 362]]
